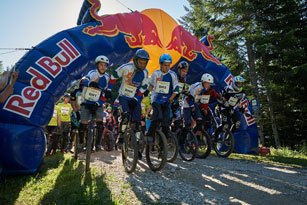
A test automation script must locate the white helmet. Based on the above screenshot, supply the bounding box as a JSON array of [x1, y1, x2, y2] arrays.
[[95, 55, 109, 65], [201, 73, 214, 83]]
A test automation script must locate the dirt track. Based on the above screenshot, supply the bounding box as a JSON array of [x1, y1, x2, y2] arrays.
[[79, 150, 307, 204]]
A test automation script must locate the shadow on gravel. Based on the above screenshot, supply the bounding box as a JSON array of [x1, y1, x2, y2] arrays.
[[125, 155, 307, 204]]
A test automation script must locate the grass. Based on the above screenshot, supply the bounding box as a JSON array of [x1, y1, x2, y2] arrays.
[[228, 146, 307, 168], [0, 153, 121, 205]]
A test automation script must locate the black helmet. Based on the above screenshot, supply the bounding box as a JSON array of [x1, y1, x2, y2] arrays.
[[133, 49, 150, 71], [178, 61, 189, 69]]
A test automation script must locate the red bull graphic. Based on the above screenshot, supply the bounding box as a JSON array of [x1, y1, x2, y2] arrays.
[[0, 0, 258, 175], [224, 73, 234, 86], [82, 0, 221, 73], [241, 99, 256, 126], [166, 26, 221, 64], [3, 39, 81, 118]]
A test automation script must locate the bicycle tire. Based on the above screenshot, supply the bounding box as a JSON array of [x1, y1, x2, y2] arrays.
[[167, 132, 179, 162], [213, 128, 234, 158], [196, 129, 212, 159], [85, 123, 94, 172], [122, 129, 138, 173], [138, 132, 146, 156], [179, 130, 199, 161], [146, 129, 167, 172]]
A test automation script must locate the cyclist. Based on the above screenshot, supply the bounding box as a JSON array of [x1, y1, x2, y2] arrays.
[[215, 75, 249, 136], [79, 55, 112, 151], [194, 73, 224, 132], [107, 49, 150, 148], [103, 106, 116, 151], [57, 94, 72, 153], [180, 73, 222, 151], [171, 61, 190, 121], [146, 54, 179, 144], [45, 104, 61, 156], [70, 79, 85, 150]]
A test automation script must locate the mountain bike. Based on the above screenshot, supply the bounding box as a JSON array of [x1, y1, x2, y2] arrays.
[[122, 116, 167, 172], [85, 107, 98, 172], [171, 119, 199, 162], [195, 125, 212, 159], [210, 107, 235, 158]]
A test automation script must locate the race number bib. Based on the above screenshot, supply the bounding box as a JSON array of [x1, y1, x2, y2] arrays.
[[52, 109, 57, 117], [122, 83, 137, 98], [83, 87, 101, 102], [61, 107, 70, 115], [155, 81, 170, 94], [228, 97, 238, 106], [200, 95, 210, 104], [178, 82, 185, 93]]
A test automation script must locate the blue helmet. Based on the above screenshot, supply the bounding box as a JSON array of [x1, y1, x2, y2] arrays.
[[159, 54, 172, 64], [133, 49, 150, 71], [233, 76, 245, 92]]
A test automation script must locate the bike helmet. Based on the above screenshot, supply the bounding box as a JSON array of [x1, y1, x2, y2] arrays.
[[64, 93, 70, 98], [201, 73, 214, 83], [133, 49, 150, 71], [232, 76, 245, 92], [95, 55, 109, 65], [178, 61, 189, 69], [159, 54, 172, 64]]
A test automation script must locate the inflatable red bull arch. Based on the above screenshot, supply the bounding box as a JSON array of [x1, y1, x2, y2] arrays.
[[0, 0, 258, 174]]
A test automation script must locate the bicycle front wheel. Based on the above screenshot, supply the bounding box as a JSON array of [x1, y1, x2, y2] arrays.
[[146, 130, 167, 172], [196, 130, 212, 159], [85, 126, 93, 172], [179, 130, 199, 161], [122, 129, 138, 173], [213, 128, 234, 158], [167, 132, 179, 162]]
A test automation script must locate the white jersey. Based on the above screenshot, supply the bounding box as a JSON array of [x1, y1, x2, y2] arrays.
[[183, 82, 203, 108], [150, 69, 179, 104], [113, 62, 149, 99]]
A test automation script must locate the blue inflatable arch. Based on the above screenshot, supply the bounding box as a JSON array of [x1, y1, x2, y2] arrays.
[[0, 0, 258, 174]]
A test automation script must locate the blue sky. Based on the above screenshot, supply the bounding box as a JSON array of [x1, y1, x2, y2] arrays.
[[0, 0, 190, 70]]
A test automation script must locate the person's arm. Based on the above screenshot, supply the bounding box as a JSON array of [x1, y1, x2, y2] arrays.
[[169, 93, 177, 102], [107, 64, 124, 90], [169, 72, 179, 102], [148, 71, 157, 92], [134, 70, 149, 103], [71, 101, 78, 112]]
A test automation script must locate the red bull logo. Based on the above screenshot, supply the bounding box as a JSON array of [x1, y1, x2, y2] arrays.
[[241, 99, 256, 126], [82, 5, 162, 49], [224, 74, 234, 86], [166, 26, 221, 64], [82, 0, 221, 74], [3, 39, 81, 118]]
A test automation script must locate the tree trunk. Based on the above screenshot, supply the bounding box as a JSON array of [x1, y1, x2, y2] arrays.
[[263, 65, 281, 148], [245, 39, 264, 144]]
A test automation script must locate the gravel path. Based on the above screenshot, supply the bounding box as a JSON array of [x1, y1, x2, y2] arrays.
[[79, 150, 307, 204]]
